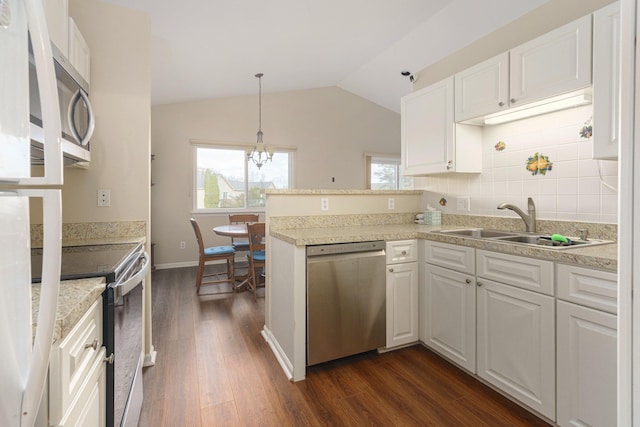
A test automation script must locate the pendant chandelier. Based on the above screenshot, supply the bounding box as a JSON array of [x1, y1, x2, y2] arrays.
[[247, 73, 273, 169]]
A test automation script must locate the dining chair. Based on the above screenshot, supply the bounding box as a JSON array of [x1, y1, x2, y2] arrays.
[[246, 222, 266, 301], [228, 214, 260, 251], [189, 218, 236, 295]]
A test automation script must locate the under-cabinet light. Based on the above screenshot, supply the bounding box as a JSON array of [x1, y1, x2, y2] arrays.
[[483, 90, 592, 125]]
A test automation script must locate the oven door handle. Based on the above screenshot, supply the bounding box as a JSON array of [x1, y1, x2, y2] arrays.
[[114, 252, 150, 299]]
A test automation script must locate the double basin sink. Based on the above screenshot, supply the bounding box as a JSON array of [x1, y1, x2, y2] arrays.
[[437, 228, 614, 250]]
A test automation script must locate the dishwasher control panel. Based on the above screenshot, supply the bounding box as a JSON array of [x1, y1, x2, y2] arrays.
[[307, 240, 385, 257]]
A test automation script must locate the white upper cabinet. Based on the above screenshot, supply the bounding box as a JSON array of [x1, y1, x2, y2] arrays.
[[68, 18, 91, 84], [509, 15, 592, 107], [455, 52, 509, 122], [43, 0, 70, 56], [401, 77, 482, 176], [592, 1, 620, 160]]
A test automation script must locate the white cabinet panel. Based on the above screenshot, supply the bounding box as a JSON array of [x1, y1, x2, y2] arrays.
[[386, 240, 417, 264], [556, 264, 617, 314], [49, 298, 102, 424], [476, 249, 553, 295], [476, 279, 555, 420], [593, 1, 620, 160], [401, 77, 482, 175], [56, 347, 106, 427], [557, 301, 617, 427], [386, 262, 419, 348], [425, 241, 475, 275], [509, 15, 592, 106], [455, 52, 509, 122], [423, 264, 476, 372], [68, 18, 90, 84]]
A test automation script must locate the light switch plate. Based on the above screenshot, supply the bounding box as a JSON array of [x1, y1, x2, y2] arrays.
[[320, 198, 329, 211]]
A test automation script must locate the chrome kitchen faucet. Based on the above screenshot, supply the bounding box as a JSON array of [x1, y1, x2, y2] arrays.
[[497, 197, 537, 233]]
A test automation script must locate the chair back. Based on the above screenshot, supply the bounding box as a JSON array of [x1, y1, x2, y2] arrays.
[[228, 214, 259, 248], [247, 222, 266, 253], [229, 214, 260, 225], [189, 218, 205, 257]]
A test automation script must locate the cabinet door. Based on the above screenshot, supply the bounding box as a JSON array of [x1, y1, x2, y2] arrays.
[[509, 15, 592, 106], [386, 262, 418, 348], [556, 301, 617, 427], [476, 279, 555, 420], [593, 1, 620, 160], [423, 264, 476, 372], [43, 0, 69, 56], [455, 52, 509, 122], [68, 18, 91, 84], [401, 77, 453, 175], [57, 347, 106, 427]]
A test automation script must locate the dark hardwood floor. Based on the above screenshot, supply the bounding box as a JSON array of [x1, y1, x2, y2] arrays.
[[139, 267, 551, 426]]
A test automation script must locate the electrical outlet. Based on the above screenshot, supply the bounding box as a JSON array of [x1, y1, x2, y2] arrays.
[[97, 189, 111, 207], [320, 198, 329, 211], [388, 198, 395, 210], [179, 241, 186, 249], [456, 196, 470, 211]]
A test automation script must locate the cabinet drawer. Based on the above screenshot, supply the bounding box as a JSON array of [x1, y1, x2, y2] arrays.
[[557, 264, 617, 314], [49, 298, 103, 424], [476, 250, 553, 295], [386, 240, 417, 264], [425, 240, 474, 275]]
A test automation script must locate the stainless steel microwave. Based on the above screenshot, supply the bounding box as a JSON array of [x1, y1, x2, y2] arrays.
[[29, 38, 94, 166]]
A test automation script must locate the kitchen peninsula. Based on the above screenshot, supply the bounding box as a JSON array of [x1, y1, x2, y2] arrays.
[[263, 190, 616, 380]]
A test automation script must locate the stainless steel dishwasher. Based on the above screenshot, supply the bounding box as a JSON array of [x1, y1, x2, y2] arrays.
[[306, 241, 386, 366]]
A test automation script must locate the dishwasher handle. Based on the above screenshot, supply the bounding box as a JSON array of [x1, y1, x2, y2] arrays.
[[306, 249, 386, 264]]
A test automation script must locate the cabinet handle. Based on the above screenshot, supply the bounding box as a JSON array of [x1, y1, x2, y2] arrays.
[[510, 98, 516, 103], [465, 279, 471, 284], [389, 268, 394, 273], [84, 339, 99, 350], [476, 281, 483, 287], [104, 353, 115, 365], [498, 101, 504, 107], [401, 251, 407, 255], [446, 160, 453, 170]]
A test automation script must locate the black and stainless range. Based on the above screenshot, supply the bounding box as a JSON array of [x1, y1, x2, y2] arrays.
[[32, 242, 150, 427]]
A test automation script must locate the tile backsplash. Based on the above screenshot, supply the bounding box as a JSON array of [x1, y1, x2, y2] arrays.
[[411, 105, 618, 223]]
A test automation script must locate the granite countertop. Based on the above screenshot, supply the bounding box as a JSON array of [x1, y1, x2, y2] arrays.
[[32, 277, 105, 343], [270, 224, 617, 272]]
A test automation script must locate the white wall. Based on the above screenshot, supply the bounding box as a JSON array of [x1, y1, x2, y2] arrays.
[[151, 87, 401, 266], [63, 1, 151, 227], [415, 106, 618, 223]]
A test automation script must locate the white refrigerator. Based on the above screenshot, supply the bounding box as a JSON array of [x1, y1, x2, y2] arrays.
[[0, 0, 65, 425]]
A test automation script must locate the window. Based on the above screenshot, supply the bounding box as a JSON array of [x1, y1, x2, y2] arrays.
[[367, 155, 402, 190], [194, 145, 293, 211]]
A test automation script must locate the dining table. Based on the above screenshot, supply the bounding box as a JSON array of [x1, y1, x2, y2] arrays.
[[213, 224, 249, 238]]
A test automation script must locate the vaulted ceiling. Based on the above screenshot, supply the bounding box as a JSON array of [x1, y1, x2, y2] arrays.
[[102, 0, 549, 112]]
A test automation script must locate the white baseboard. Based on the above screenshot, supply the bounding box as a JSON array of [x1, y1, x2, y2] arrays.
[[143, 346, 157, 367], [261, 325, 297, 381]]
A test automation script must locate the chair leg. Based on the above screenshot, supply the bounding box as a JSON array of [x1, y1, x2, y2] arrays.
[[196, 258, 205, 294]]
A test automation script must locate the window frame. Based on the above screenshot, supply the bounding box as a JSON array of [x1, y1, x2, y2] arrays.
[[366, 153, 402, 190], [192, 141, 295, 213]]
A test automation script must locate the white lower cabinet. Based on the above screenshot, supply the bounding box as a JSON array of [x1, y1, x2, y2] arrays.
[[42, 297, 106, 427], [556, 300, 617, 427], [423, 264, 476, 372], [476, 278, 555, 420], [386, 240, 418, 348]]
